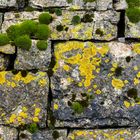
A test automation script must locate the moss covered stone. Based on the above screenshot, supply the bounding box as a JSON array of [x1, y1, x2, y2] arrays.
[[55, 8, 62, 16], [71, 102, 84, 114], [71, 15, 81, 25], [39, 12, 52, 25], [14, 35, 32, 50], [35, 24, 51, 40], [37, 40, 48, 51], [0, 34, 10, 46]]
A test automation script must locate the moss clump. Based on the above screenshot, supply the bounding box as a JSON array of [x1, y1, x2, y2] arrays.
[[52, 131, 60, 139], [67, 0, 73, 3], [83, 0, 95, 2], [14, 35, 32, 50], [71, 15, 81, 25], [56, 24, 64, 32], [20, 20, 38, 36], [27, 123, 38, 134], [81, 14, 94, 23], [35, 24, 51, 40], [127, 88, 138, 99], [37, 40, 48, 50], [115, 66, 123, 77], [95, 29, 104, 36], [71, 102, 84, 114], [55, 8, 62, 16], [39, 13, 52, 24], [126, 8, 140, 23], [6, 25, 21, 41], [0, 34, 10, 46], [25, 6, 35, 12]]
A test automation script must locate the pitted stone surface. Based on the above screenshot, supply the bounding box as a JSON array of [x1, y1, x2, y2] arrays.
[[0, 0, 17, 8], [0, 125, 18, 140], [68, 129, 140, 140], [0, 71, 49, 127], [51, 41, 140, 127], [19, 129, 67, 140], [14, 40, 51, 71], [0, 54, 10, 71], [2, 10, 120, 41], [0, 44, 15, 54]]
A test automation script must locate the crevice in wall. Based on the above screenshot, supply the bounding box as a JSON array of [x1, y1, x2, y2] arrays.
[[117, 10, 125, 38]]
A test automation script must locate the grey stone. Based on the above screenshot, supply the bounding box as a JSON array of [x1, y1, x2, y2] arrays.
[[0, 125, 18, 140], [114, 0, 128, 10], [14, 40, 51, 71], [0, 71, 49, 127], [68, 129, 140, 140], [0, 54, 10, 71], [96, 0, 112, 11], [51, 41, 140, 128], [0, 44, 15, 54], [19, 129, 67, 140], [0, 0, 17, 8]]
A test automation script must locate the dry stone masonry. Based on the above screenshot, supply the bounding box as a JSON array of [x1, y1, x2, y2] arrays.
[[0, 0, 140, 140]]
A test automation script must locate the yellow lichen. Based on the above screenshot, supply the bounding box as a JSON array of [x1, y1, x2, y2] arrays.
[[112, 78, 124, 89], [124, 101, 131, 108], [54, 104, 59, 110], [133, 43, 140, 54]]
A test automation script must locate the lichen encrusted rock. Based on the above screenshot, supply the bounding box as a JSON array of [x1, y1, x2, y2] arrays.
[[14, 40, 51, 71], [0, 0, 17, 8], [51, 41, 140, 127], [0, 54, 10, 71], [0, 71, 49, 128]]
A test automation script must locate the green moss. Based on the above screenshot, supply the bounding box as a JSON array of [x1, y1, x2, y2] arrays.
[[71, 102, 84, 114], [6, 25, 22, 41], [55, 8, 62, 16], [95, 29, 104, 36], [25, 6, 35, 12], [81, 14, 94, 23], [14, 35, 32, 50], [15, 13, 20, 18], [71, 15, 81, 25], [83, 0, 95, 2], [126, 8, 140, 23], [56, 24, 64, 32], [27, 123, 38, 134], [126, 0, 140, 8], [0, 34, 10, 46], [67, 0, 73, 3], [39, 13, 52, 24], [37, 40, 48, 50], [52, 131, 60, 139], [115, 66, 123, 77], [35, 24, 51, 40], [127, 88, 138, 99], [20, 20, 38, 36]]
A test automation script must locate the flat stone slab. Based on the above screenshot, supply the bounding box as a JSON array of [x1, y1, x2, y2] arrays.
[[19, 129, 67, 140], [2, 10, 120, 41], [0, 71, 49, 127], [0, 125, 18, 140], [0, 0, 17, 8], [51, 41, 140, 128], [14, 40, 51, 71], [68, 129, 140, 140], [0, 44, 15, 54]]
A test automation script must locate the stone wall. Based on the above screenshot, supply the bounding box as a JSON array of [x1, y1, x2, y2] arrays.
[[0, 0, 140, 139]]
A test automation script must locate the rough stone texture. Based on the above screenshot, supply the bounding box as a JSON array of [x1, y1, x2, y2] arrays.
[[0, 71, 49, 127], [0, 54, 10, 71], [14, 40, 51, 71], [19, 129, 67, 140], [0, 0, 17, 8], [125, 17, 140, 39], [114, 0, 128, 10], [2, 10, 120, 41], [0, 125, 18, 140], [0, 44, 15, 54], [96, 0, 112, 11], [68, 129, 140, 140], [51, 41, 140, 127]]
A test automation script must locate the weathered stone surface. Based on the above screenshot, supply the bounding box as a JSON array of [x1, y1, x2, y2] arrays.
[[29, 0, 96, 10], [125, 17, 140, 39], [0, 0, 17, 8], [14, 40, 51, 71], [114, 0, 128, 10], [68, 129, 140, 140], [51, 41, 140, 127], [0, 54, 10, 71], [2, 10, 120, 41], [0, 71, 49, 127], [19, 129, 67, 140], [0, 44, 15, 54], [0, 125, 18, 140], [96, 0, 112, 11]]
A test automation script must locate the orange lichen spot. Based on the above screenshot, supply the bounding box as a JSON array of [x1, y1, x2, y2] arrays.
[[19, 111, 28, 118], [33, 117, 39, 122], [133, 43, 140, 54], [112, 78, 124, 89], [97, 45, 109, 56], [124, 101, 131, 108]]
